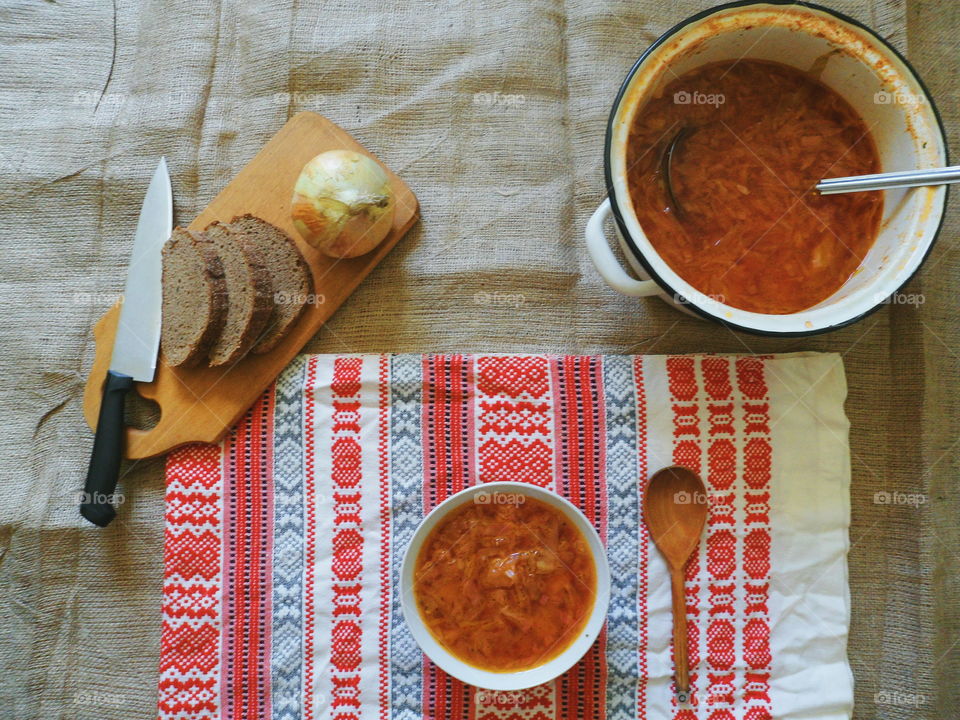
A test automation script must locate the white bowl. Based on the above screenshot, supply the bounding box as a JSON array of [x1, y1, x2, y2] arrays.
[[399, 481, 611, 691], [585, 0, 948, 336]]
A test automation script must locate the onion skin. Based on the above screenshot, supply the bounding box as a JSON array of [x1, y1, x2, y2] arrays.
[[291, 150, 396, 258]]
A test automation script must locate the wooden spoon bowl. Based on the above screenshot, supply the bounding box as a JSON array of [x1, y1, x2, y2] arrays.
[[642, 465, 709, 703]]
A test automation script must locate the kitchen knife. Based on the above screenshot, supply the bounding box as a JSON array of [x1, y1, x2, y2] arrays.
[[81, 157, 172, 527]]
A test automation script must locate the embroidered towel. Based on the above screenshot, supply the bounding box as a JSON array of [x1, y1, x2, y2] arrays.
[[159, 353, 852, 720]]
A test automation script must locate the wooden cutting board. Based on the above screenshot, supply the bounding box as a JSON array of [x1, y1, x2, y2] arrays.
[[83, 111, 418, 459]]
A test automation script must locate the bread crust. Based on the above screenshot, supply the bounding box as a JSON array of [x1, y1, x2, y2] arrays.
[[160, 228, 227, 368], [228, 213, 313, 354], [205, 221, 274, 367]]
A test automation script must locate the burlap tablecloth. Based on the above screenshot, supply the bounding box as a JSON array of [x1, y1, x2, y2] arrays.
[[0, 1, 956, 718]]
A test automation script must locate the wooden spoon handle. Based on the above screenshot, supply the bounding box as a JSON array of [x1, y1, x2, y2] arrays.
[[670, 566, 691, 698]]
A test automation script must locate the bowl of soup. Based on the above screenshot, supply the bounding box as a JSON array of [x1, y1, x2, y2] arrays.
[[585, 0, 947, 335], [399, 482, 610, 690]]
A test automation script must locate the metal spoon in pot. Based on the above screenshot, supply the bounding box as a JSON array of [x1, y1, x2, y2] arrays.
[[642, 465, 709, 704], [816, 165, 960, 194], [661, 125, 960, 214]]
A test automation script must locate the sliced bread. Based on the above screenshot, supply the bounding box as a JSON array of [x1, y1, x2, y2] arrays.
[[204, 221, 273, 367], [160, 228, 227, 368], [228, 214, 313, 354]]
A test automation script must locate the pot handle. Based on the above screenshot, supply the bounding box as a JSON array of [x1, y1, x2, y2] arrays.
[[585, 199, 660, 297]]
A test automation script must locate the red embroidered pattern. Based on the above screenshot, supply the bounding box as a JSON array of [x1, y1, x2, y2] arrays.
[[159, 444, 223, 720], [474, 685, 555, 720], [303, 357, 319, 719], [704, 359, 738, 720], [157, 354, 791, 720], [330, 358, 365, 720], [668, 357, 702, 707], [422, 355, 472, 719], [463, 355, 565, 720], [477, 355, 553, 487], [666, 355, 775, 719], [553, 356, 607, 720], [667, 357, 698, 401], [222, 389, 275, 720], [736, 358, 772, 720], [634, 356, 650, 718], [377, 355, 392, 720]]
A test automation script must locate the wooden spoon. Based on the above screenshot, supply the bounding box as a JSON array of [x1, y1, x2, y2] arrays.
[[642, 465, 709, 703]]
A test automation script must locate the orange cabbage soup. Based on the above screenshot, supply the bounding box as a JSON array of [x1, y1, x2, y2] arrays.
[[414, 497, 596, 672], [626, 59, 883, 314]]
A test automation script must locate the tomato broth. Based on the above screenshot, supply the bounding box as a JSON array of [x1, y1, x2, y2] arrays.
[[414, 497, 596, 672], [626, 59, 883, 314]]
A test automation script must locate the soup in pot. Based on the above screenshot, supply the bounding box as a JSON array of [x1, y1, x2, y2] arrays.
[[625, 59, 883, 314]]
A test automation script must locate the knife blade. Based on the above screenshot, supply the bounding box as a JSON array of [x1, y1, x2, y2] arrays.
[[81, 157, 172, 527]]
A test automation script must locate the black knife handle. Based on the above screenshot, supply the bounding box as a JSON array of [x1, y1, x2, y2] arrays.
[[81, 370, 134, 527]]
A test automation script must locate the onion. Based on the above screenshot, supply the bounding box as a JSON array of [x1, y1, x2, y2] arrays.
[[290, 149, 395, 258]]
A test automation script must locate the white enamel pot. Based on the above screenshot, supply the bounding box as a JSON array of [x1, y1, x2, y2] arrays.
[[585, 0, 948, 336]]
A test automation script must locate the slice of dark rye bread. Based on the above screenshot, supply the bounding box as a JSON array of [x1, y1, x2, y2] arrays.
[[227, 214, 312, 354], [203, 221, 273, 367], [160, 228, 228, 368]]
